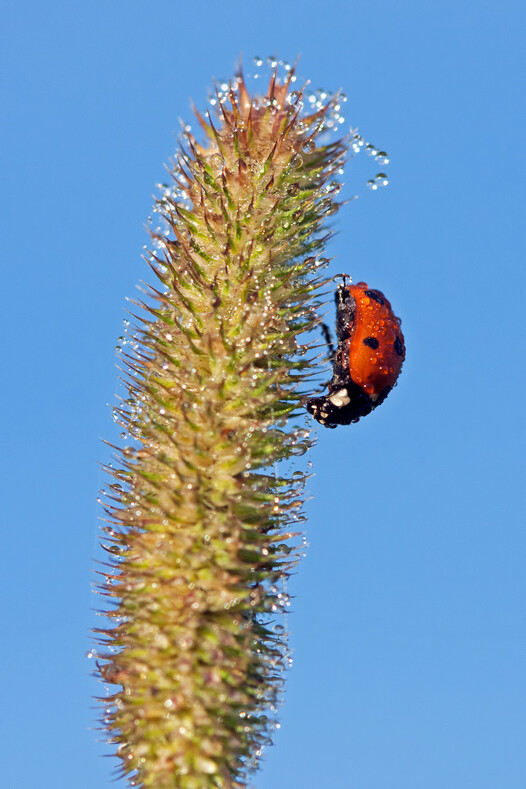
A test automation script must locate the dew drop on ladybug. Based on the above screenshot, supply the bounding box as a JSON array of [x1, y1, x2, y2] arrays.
[[307, 280, 405, 428]]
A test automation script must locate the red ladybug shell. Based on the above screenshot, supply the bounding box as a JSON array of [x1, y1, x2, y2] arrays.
[[345, 282, 404, 401], [306, 280, 405, 427]]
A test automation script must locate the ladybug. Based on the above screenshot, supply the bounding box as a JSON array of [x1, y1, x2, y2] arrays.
[[307, 280, 405, 428]]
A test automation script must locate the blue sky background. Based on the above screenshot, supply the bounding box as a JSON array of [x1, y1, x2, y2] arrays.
[[2, 1, 525, 787]]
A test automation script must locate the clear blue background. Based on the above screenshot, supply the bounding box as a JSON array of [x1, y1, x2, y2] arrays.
[[2, 1, 524, 787]]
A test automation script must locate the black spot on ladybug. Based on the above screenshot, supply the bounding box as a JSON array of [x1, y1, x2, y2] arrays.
[[363, 336, 379, 349], [394, 336, 404, 356], [364, 290, 385, 305]]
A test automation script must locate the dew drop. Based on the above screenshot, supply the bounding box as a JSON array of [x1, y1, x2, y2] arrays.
[[351, 134, 364, 153], [328, 180, 342, 194], [290, 154, 304, 171], [208, 153, 224, 171]]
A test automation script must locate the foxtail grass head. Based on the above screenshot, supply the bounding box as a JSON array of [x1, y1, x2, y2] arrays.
[[93, 62, 348, 788]]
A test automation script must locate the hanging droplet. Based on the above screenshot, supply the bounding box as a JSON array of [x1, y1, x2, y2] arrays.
[[287, 90, 302, 105]]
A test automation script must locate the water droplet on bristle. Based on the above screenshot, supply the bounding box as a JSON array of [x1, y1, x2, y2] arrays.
[[287, 90, 302, 105], [208, 153, 224, 171]]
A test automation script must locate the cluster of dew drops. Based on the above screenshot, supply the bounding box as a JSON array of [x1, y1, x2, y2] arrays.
[[146, 56, 390, 254], [211, 56, 389, 191]]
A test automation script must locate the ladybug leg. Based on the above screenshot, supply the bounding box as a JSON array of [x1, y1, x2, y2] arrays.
[[319, 322, 335, 361], [299, 322, 336, 413]]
